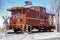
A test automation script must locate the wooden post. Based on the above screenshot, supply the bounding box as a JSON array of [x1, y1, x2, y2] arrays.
[[26, 25, 28, 33], [30, 26, 32, 33]]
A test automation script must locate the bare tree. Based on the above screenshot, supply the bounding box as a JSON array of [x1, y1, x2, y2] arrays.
[[49, 0, 60, 32], [53, 0, 60, 32]]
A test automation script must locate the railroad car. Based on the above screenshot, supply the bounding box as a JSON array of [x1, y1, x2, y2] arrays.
[[7, 6, 55, 33]]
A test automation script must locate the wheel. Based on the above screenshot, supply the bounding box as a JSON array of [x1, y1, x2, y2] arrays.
[[14, 28, 17, 33], [45, 27, 51, 32], [39, 29, 40, 32], [39, 29, 44, 32], [43, 29, 48, 32], [39, 29, 41, 32], [43, 29, 46, 32], [46, 29, 51, 32], [49, 29, 51, 32]]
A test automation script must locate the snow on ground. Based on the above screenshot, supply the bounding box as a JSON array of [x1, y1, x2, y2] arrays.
[[0, 32, 60, 40], [0, 32, 7, 40], [7, 32, 60, 40]]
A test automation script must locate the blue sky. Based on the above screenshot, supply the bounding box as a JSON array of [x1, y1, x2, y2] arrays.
[[0, 0, 58, 16], [0, 0, 58, 28]]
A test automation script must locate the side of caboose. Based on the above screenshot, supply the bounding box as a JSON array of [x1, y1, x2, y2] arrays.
[[25, 6, 55, 33], [7, 6, 55, 33]]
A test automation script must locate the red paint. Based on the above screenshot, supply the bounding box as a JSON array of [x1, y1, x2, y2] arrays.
[[7, 6, 55, 31]]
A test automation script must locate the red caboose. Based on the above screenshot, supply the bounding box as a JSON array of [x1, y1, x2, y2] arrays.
[[7, 6, 55, 33]]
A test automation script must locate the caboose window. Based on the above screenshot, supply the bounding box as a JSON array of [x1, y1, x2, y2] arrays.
[[16, 12, 20, 15], [36, 7, 40, 11], [12, 11, 15, 15], [41, 8, 45, 13], [16, 11, 21, 16]]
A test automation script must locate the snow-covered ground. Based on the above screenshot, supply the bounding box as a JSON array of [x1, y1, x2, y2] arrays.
[[0, 32, 60, 40], [0, 32, 7, 40]]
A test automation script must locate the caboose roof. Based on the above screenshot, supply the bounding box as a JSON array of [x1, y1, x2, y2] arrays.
[[7, 7, 24, 11], [7, 6, 46, 11], [46, 13, 55, 16]]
